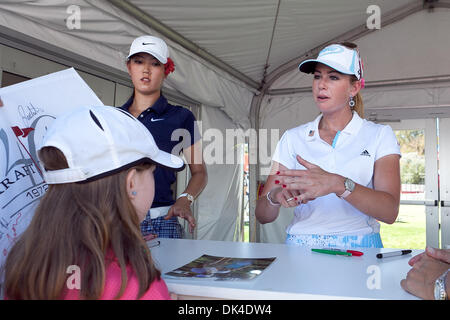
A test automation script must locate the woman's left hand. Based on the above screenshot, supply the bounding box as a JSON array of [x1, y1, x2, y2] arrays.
[[165, 198, 196, 233], [276, 155, 342, 203]]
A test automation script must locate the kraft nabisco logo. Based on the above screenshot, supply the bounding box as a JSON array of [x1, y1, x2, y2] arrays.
[[0, 112, 54, 210], [1, 112, 54, 259]]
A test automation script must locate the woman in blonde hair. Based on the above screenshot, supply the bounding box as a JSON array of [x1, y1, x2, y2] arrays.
[[4, 105, 185, 299], [255, 42, 401, 248]]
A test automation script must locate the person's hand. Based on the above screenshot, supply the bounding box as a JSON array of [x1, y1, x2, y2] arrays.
[[268, 186, 302, 208], [165, 197, 196, 233], [408, 247, 450, 266], [401, 247, 450, 300], [276, 155, 341, 203], [143, 233, 158, 241]]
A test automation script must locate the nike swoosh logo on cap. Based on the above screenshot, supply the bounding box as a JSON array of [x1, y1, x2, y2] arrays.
[[151, 118, 164, 122], [142, 42, 155, 45]]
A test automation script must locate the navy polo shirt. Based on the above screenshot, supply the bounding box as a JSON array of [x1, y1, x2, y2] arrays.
[[121, 94, 200, 208]]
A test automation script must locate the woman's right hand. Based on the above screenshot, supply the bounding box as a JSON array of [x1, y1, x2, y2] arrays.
[[268, 186, 302, 208], [256, 161, 314, 224]]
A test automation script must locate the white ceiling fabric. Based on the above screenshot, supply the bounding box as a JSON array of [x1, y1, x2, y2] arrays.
[[127, 0, 417, 82]]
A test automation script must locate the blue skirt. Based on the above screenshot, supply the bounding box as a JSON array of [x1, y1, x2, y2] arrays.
[[285, 233, 383, 248]]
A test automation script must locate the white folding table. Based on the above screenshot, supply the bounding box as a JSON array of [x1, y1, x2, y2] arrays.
[[149, 238, 420, 300]]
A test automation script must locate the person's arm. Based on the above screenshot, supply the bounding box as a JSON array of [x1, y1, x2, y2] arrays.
[[180, 139, 208, 199], [255, 161, 301, 224], [165, 140, 207, 232], [277, 154, 401, 224], [338, 153, 401, 224]]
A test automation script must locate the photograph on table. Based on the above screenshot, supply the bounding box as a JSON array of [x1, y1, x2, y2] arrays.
[[165, 254, 276, 281]]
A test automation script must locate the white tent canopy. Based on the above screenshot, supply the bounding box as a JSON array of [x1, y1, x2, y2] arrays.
[[0, 0, 449, 243]]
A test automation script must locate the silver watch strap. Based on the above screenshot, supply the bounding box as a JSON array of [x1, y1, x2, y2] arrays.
[[436, 269, 449, 300]]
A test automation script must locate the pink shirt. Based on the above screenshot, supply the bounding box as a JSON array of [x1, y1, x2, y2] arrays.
[[63, 260, 170, 300]]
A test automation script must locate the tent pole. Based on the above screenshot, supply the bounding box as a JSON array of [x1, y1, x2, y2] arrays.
[[248, 92, 265, 242], [268, 75, 450, 96]]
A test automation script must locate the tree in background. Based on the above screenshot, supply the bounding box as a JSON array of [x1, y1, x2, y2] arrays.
[[395, 130, 425, 185]]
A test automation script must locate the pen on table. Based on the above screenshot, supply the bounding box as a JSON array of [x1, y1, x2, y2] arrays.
[[311, 248, 363, 257], [376, 250, 412, 259]]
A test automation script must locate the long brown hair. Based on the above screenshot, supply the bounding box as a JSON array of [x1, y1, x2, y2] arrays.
[[339, 41, 364, 118], [4, 147, 160, 299]]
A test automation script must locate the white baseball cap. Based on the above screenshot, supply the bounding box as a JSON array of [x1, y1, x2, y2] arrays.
[[39, 105, 185, 184], [298, 44, 363, 80], [127, 35, 169, 64]]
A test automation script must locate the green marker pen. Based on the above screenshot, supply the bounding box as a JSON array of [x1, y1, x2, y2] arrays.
[[311, 249, 352, 256]]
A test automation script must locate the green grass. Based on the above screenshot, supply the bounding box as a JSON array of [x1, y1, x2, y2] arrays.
[[380, 205, 426, 249], [244, 221, 249, 242], [243, 205, 427, 249]]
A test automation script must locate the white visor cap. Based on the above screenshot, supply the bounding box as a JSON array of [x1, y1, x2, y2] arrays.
[[127, 35, 169, 64], [299, 44, 363, 80], [39, 105, 185, 184]]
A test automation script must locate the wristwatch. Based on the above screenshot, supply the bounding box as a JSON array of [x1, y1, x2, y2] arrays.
[[434, 269, 449, 300], [339, 177, 355, 199], [177, 193, 194, 203]]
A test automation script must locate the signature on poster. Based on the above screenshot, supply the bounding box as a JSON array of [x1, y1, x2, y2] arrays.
[[18, 102, 44, 128]]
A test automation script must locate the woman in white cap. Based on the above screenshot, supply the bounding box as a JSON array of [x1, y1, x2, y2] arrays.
[[121, 35, 207, 240], [4, 105, 184, 299], [255, 42, 401, 248]]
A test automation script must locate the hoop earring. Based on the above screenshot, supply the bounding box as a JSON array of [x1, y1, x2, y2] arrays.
[[349, 96, 355, 108]]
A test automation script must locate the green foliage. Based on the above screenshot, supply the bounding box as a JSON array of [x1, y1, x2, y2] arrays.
[[400, 152, 425, 184], [395, 130, 425, 156], [394, 130, 425, 185]]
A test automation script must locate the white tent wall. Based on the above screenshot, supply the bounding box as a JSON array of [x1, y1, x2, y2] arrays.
[[258, 94, 317, 243], [257, 7, 450, 243], [194, 105, 244, 241], [0, 44, 119, 106]]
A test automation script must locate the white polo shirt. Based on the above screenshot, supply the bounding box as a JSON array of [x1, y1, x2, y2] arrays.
[[272, 112, 401, 236]]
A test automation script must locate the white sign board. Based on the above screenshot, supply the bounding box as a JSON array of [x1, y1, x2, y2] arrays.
[[0, 68, 103, 285]]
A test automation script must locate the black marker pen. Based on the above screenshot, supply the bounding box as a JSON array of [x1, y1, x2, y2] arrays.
[[376, 250, 412, 259]]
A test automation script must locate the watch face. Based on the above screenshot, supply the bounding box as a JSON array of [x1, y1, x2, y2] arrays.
[[345, 178, 356, 192]]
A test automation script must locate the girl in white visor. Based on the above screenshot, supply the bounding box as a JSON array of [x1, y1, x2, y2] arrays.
[[256, 42, 401, 248], [4, 105, 184, 299]]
